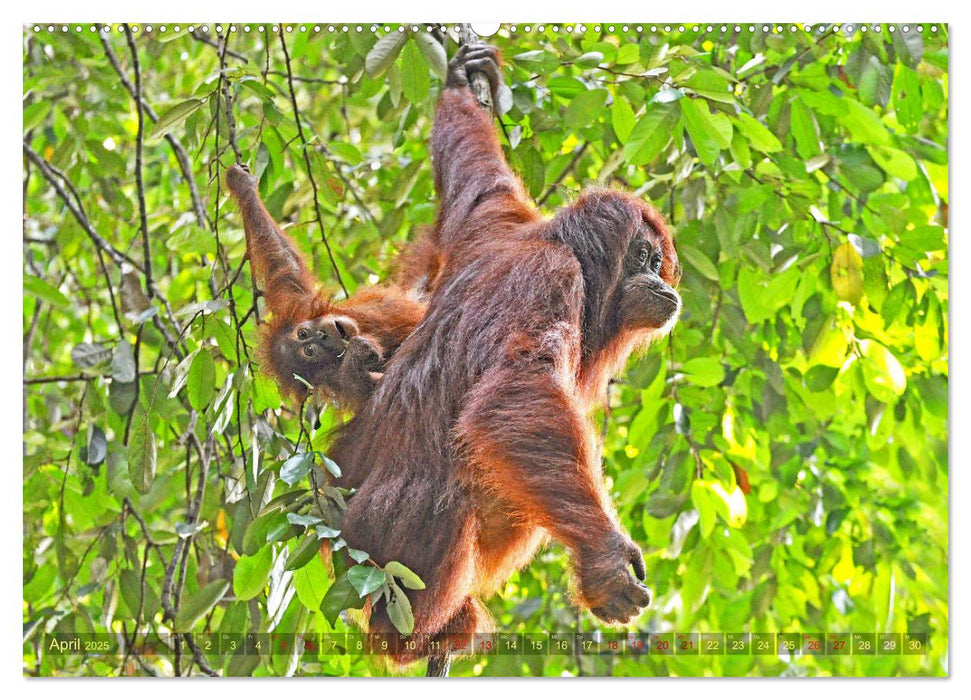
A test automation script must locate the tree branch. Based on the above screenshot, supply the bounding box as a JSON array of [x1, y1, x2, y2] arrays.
[[123, 25, 153, 294], [23, 142, 141, 269], [190, 29, 248, 62], [537, 142, 590, 206], [99, 27, 212, 232], [278, 26, 350, 297]]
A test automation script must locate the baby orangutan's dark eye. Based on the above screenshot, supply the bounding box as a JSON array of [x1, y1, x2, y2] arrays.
[[303, 345, 316, 357], [297, 328, 308, 340]]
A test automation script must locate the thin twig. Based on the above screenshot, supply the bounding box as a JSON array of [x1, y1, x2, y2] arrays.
[[23, 142, 142, 269], [123, 25, 153, 293], [537, 142, 590, 206], [95, 248, 124, 333], [24, 373, 142, 385], [190, 29, 248, 62], [317, 144, 380, 229], [218, 31, 243, 164], [99, 28, 212, 233], [263, 70, 342, 85], [158, 433, 219, 677], [278, 26, 350, 297]]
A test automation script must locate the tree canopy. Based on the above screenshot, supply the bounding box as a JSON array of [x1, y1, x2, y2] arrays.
[[23, 22, 947, 677]]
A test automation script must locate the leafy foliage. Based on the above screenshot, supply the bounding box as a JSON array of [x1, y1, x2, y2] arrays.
[[23, 23, 947, 677]]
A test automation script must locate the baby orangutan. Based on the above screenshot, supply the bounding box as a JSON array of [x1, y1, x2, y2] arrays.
[[225, 163, 439, 411]]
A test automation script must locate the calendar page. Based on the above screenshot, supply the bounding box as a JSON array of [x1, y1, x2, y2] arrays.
[[22, 20, 948, 679]]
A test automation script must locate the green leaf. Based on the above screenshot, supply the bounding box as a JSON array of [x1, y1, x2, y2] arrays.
[[237, 75, 275, 101], [285, 536, 321, 572], [167, 349, 198, 399], [150, 98, 207, 139], [678, 244, 719, 282], [242, 511, 287, 556], [680, 98, 732, 166], [329, 141, 362, 165], [364, 31, 407, 77], [564, 89, 608, 129], [128, 412, 156, 495], [85, 424, 107, 466], [233, 546, 273, 600], [515, 146, 546, 199], [652, 88, 685, 104], [118, 569, 160, 620], [898, 224, 945, 253], [513, 50, 559, 73], [413, 32, 447, 81], [734, 113, 782, 153], [804, 365, 839, 392], [729, 129, 753, 169], [891, 26, 924, 67], [576, 51, 604, 68], [857, 55, 892, 108], [867, 146, 917, 180], [287, 513, 323, 528], [691, 481, 716, 538], [615, 43, 640, 66], [646, 492, 687, 519], [384, 561, 426, 590], [347, 547, 370, 563], [681, 545, 712, 613], [320, 573, 366, 625], [841, 149, 885, 193], [111, 341, 136, 384], [809, 320, 850, 368], [209, 319, 239, 365], [624, 102, 679, 166], [71, 342, 111, 368], [860, 340, 906, 402], [293, 552, 328, 609], [280, 452, 314, 486], [736, 268, 766, 325], [23, 101, 52, 131], [831, 242, 863, 305], [24, 275, 71, 308], [173, 579, 229, 631], [400, 40, 430, 104], [682, 357, 725, 388], [789, 97, 821, 159], [347, 565, 387, 597], [611, 95, 637, 144], [386, 580, 415, 634], [840, 99, 891, 146], [682, 70, 734, 103], [319, 454, 342, 479], [547, 76, 587, 99], [187, 348, 216, 411]]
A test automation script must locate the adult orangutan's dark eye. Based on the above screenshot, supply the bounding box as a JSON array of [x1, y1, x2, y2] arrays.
[[651, 252, 663, 274]]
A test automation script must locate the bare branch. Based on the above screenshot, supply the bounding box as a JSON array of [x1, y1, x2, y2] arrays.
[[99, 28, 212, 232], [123, 25, 153, 293], [23, 142, 142, 269], [278, 26, 350, 297], [537, 142, 590, 206], [191, 29, 248, 62]]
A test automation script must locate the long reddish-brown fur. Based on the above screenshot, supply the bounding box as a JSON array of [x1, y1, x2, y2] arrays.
[[225, 164, 436, 407], [330, 45, 680, 666]]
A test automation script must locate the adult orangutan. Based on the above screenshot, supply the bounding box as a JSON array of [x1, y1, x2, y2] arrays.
[[329, 43, 682, 670], [225, 163, 441, 411]]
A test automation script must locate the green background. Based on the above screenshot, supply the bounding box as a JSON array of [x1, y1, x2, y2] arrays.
[[23, 22, 948, 676]]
